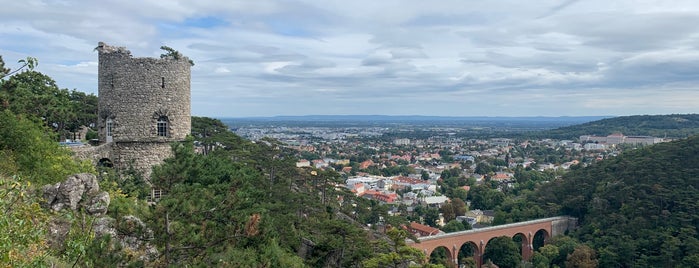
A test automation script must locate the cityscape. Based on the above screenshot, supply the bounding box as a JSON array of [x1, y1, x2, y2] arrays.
[[2, 1, 699, 267]]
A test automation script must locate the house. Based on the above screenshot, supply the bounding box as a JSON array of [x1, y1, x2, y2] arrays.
[[350, 183, 366, 196], [491, 172, 514, 182], [406, 222, 443, 237], [422, 196, 449, 208], [359, 160, 374, 169], [335, 159, 350, 165], [584, 143, 607, 150], [376, 179, 393, 191], [312, 159, 328, 168], [456, 215, 477, 226], [362, 190, 398, 203], [296, 160, 311, 168], [465, 209, 495, 224]]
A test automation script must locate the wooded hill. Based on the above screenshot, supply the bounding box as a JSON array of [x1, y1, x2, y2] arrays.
[[536, 114, 699, 140], [533, 135, 699, 267]]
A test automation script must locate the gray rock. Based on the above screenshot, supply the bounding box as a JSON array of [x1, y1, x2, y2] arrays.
[[93, 216, 117, 237], [47, 218, 71, 251], [86, 191, 110, 216], [92, 215, 159, 263], [60, 174, 86, 211], [41, 173, 109, 216]]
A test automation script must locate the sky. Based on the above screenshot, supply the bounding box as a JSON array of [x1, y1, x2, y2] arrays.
[[1, 0, 699, 117]]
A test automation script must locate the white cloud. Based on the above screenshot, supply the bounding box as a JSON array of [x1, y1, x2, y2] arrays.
[[1, 0, 698, 117]]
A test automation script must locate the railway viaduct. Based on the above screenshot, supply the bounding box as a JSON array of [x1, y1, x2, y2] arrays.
[[408, 216, 577, 267]]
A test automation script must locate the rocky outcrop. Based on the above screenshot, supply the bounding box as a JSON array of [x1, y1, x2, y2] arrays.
[[42, 173, 109, 215], [41, 173, 157, 263], [93, 215, 159, 262]]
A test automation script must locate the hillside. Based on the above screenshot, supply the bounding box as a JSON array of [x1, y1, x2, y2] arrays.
[[539, 114, 699, 139], [534, 135, 699, 267]]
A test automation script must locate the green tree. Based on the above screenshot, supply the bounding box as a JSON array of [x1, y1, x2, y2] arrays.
[[160, 45, 194, 66], [483, 236, 521, 268], [565, 245, 598, 268], [468, 185, 505, 210], [0, 56, 9, 77], [0, 175, 50, 266], [441, 220, 468, 233], [421, 170, 430, 180], [0, 56, 37, 79], [363, 227, 440, 268], [0, 110, 93, 184], [475, 162, 493, 175], [0, 70, 96, 139], [424, 207, 441, 227], [530, 252, 550, 268]]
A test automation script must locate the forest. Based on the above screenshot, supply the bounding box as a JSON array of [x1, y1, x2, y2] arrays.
[[537, 114, 699, 139]]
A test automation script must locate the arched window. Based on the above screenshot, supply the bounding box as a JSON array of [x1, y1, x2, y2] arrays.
[[106, 118, 113, 142], [157, 116, 168, 137]]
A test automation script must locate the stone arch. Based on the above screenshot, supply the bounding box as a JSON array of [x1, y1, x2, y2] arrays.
[[533, 229, 550, 251], [98, 158, 113, 168], [458, 241, 480, 268]]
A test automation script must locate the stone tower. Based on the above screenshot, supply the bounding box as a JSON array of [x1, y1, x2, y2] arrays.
[[96, 42, 191, 179]]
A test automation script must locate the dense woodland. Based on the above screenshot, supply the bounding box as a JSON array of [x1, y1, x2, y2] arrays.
[[532, 135, 699, 267], [1, 55, 698, 267]]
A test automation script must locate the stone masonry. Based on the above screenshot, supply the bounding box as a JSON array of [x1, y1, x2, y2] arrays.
[[94, 42, 191, 179]]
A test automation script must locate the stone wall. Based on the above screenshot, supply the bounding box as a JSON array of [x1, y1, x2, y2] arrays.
[[112, 142, 174, 180], [70, 143, 113, 165], [94, 42, 191, 179], [551, 216, 578, 236]]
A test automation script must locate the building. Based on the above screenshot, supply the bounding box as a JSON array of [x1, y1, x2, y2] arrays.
[[580, 133, 664, 146], [406, 222, 444, 237], [296, 160, 311, 168], [82, 42, 191, 180], [394, 138, 410, 146]]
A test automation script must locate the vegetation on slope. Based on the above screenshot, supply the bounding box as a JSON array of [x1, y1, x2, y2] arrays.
[[540, 114, 699, 139], [533, 135, 699, 267]]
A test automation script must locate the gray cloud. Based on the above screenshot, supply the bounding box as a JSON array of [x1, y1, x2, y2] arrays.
[[2, 0, 699, 117]]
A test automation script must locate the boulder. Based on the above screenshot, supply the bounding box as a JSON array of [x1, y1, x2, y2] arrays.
[[42, 173, 106, 215]]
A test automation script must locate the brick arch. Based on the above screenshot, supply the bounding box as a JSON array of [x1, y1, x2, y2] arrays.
[[457, 241, 481, 267], [428, 245, 453, 266], [533, 229, 550, 251], [512, 232, 530, 260]]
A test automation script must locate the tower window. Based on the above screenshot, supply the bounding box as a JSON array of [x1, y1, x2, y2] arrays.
[[161, 77, 165, 88], [106, 118, 114, 142], [157, 116, 168, 137]]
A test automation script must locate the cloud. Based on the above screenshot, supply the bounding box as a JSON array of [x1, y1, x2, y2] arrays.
[[2, 0, 699, 117]]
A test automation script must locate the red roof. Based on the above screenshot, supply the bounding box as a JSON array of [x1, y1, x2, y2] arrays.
[[408, 222, 441, 236]]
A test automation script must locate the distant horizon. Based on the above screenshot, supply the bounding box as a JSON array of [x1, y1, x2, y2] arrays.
[[216, 114, 616, 118]]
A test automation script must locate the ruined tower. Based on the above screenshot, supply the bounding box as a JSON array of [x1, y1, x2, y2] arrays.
[[96, 42, 191, 178]]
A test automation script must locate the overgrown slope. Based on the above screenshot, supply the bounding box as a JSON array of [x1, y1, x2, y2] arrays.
[[534, 135, 699, 267], [539, 114, 699, 139]]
